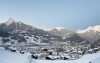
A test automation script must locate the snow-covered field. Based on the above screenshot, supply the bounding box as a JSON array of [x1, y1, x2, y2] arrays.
[[0, 47, 100, 63]]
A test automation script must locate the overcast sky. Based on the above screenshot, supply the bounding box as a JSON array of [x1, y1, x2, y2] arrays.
[[0, 0, 100, 30]]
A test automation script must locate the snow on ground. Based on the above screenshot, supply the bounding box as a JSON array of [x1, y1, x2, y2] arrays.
[[91, 57, 100, 63], [0, 47, 30, 63], [74, 52, 100, 63], [0, 47, 100, 63], [32, 60, 74, 63]]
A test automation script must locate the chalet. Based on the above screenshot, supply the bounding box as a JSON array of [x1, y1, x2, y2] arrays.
[[48, 49, 57, 56], [9, 47, 17, 52], [88, 49, 94, 54], [63, 57, 69, 60], [20, 50, 24, 54], [77, 51, 83, 55], [31, 55, 38, 59], [45, 55, 60, 60], [93, 48, 99, 53], [70, 50, 77, 54], [45, 56, 54, 60]]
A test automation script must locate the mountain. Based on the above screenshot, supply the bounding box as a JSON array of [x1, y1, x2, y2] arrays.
[[0, 18, 59, 44], [47, 27, 90, 45], [47, 27, 75, 37], [77, 25, 100, 42], [77, 25, 100, 33], [0, 18, 36, 32], [0, 18, 90, 46]]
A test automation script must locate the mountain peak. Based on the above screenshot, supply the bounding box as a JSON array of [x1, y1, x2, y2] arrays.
[[6, 18, 15, 25], [55, 27, 65, 30], [44, 27, 65, 31], [77, 25, 100, 33]]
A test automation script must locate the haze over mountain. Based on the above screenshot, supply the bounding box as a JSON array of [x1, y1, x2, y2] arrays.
[[77, 26, 100, 42]]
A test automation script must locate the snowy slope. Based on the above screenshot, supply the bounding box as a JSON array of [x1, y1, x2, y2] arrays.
[[0, 48, 30, 63], [0, 48, 100, 63], [91, 56, 100, 63], [75, 52, 100, 63]]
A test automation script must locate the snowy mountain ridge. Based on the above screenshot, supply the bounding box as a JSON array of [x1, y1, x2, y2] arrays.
[[53, 27, 65, 31], [6, 18, 16, 25], [77, 25, 100, 33], [76, 25, 100, 42], [44, 27, 65, 31], [1, 18, 100, 45]]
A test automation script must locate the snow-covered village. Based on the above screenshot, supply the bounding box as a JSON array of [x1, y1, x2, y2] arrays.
[[0, 39, 100, 63], [0, 0, 100, 63]]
